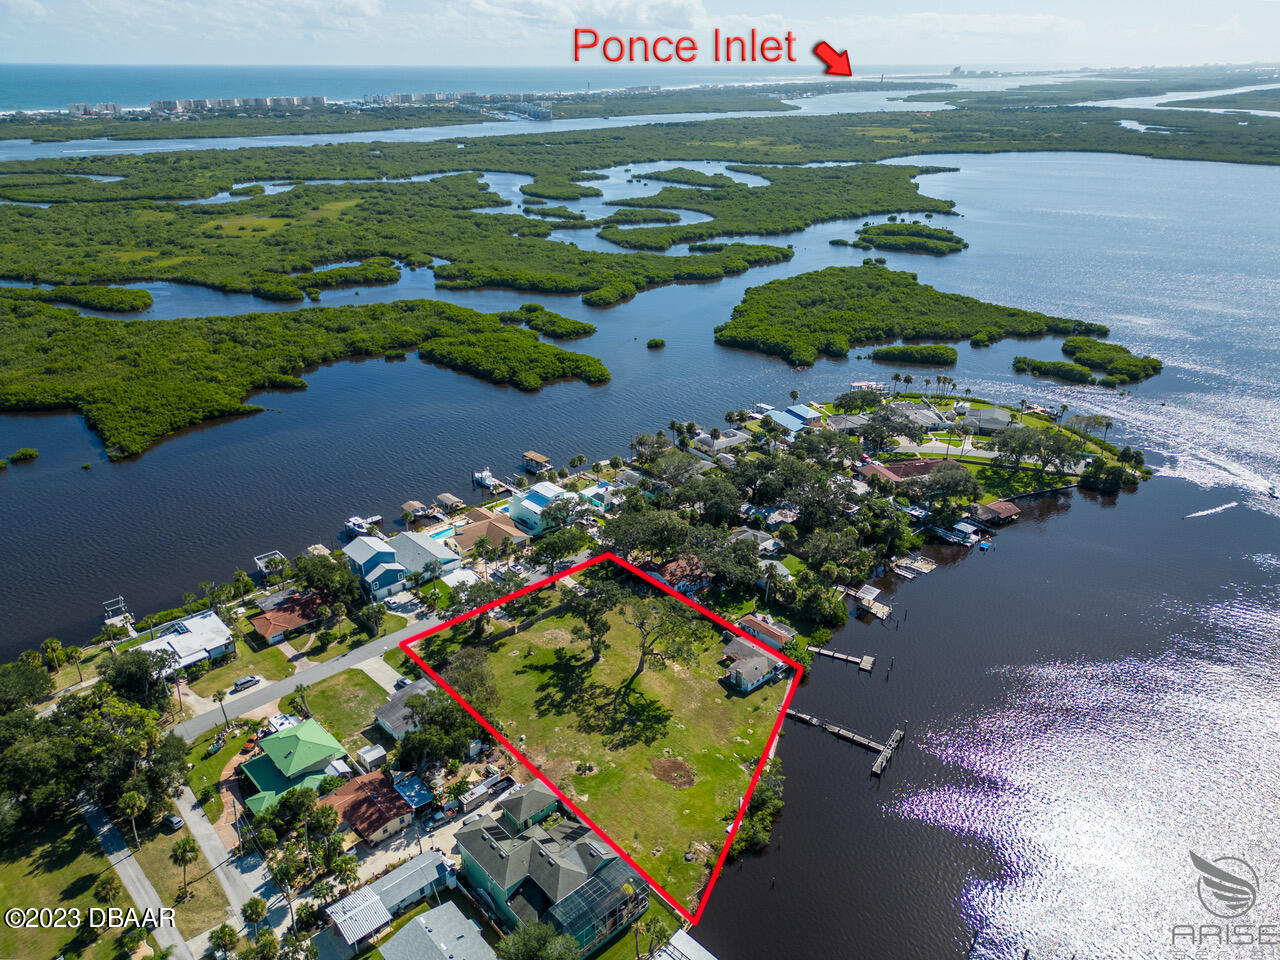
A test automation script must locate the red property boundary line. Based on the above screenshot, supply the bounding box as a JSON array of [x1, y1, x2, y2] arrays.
[[398, 551, 804, 925]]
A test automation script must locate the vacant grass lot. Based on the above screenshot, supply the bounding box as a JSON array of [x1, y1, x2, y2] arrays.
[[306, 668, 391, 750], [129, 811, 230, 939], [0, 810, 134, 960], [188, 637, 294, 697], [467, 592, 781, 911]]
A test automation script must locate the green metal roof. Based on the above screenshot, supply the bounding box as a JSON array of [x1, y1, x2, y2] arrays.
[[241, 753, 331, 815], [258, 718, 345, 778]]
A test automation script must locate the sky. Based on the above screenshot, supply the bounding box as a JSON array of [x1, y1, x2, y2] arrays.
[[1, 0, 1279, 68]]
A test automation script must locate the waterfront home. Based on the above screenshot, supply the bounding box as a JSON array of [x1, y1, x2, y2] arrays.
[[756, 559, 794, 592], [859, 459, 948, 485], [693, 426, 751, 453], [318, 770, 414, 847], [762, 409, 807, 436], [737, 612, 796, 649], [345, 535, 408, 601], [449, 506, 528, 555], [387, 530, 462, 577], [654, 929, 722, 960], [971, 500, 1021, 525], [241, 718, 348, 815], [379, 899, 493, 960], [509, 480, 573, 535], [578, 478, 625, 512], [888, 401, 950, 432], [825, 413, 870, 434], [248, 590, 322, 645], [374, 677, 439, 741], [728, 526, 781, 555], [455, 782, 648, 951], [961, 406, 1014, 434], [137, 609, 233, 675], [785, 403, 823, 426], [721, 636, 786, 693]]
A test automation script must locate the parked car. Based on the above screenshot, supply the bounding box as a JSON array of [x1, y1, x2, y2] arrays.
[[394, 676, 413, 690], [162, 813, 185, 831], [233, 675, 263, 692]]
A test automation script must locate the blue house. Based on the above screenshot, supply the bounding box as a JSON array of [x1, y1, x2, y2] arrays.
[[763, 410, 807, 436], [785, 403, 823, 426], [345, 536, 407, 601], [509, 481, 572, 535]]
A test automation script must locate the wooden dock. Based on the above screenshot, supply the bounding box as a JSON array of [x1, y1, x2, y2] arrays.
[[841, 586, 892, 620], [807, 646, 875, 672], [786, 710, 905, 776]]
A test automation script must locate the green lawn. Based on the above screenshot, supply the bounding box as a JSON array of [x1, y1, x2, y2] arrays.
[[129, 810, 230, 939], [305, 668, 392, 750], [303, 612, 409, 662], [970, 463, 1078, 502], [49, 642, 112, 691], [0, 809, 137, 960], [458, 593, 779, 912], [186, 727, 255, 822], [188, 637, 294, 698]]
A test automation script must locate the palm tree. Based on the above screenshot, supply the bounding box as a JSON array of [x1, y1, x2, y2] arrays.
[[1102, 418, 1113, 443], [120, 791, 146, 847], [472, 535, 493, 579], [1058, 403, 1069, 423], [762, 562, 781, 607], [789, 389, 799, 401], [64, 645, 84, 683], [209, 923, 238, 956], [213, 689, 229, 727], [891, 372, 902, 395], [170, 836, 199, 901], [41, 636, 62, 672], [569, 454, 587, 474], [182, 592, 197, 615], [958, 424, 976, 459], [241, 896, 267, 938], [233, 569, 253, 600], [903, 374, 914, 392], [924, 377, 932, 396], [291, 682, 312, 717]]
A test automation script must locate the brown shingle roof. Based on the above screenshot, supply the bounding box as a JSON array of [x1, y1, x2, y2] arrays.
[[451, 508, 527, 553], [319, 772, 412, 840], [249, 592, 322, 638], [858, 459, 948, 484]]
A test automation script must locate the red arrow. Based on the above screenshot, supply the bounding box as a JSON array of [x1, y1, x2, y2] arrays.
[[813, 40, 852, 76]]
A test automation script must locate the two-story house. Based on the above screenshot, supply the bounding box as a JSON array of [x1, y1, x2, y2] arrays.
[[345, 535, 407, 601]]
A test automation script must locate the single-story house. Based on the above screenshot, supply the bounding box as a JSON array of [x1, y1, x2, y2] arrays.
[[693, 427, 751, 453], [241, 718, 347, 815], [345, 536, 407, 601], [386, 531, 462, 577], [756, 559, 794, 590], [761, 410, 807, 436], [509, 481, 572, 535], [971, 500, 1022, 525], [728, 526, 781, 555], [248, 591, 323, 645], [785, 403, 823, 426], [318, 771, 414, 846], [888, 401, 950, 432], [326, 885, 392, 948], [441, 568, 481, 590], [375, 677, 439, 741], [737, 613, 796, 649], [378, 899, 495, 960], [825, 413, 869, 434], [763, 506, 799, 530], [449, 507, 527, 555], [393, 774, 436, 812], [962, 407, 1015, 435], [721, 637, 786, 694], [137, 609, 234, 675], [859, 459, 949, 485]]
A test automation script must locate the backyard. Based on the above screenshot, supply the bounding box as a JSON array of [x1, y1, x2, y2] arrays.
[[304, 668, 394, 751]]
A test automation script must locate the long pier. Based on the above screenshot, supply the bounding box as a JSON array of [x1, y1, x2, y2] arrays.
[[807, 646, 875, 672], [786, 710, 904, 776]]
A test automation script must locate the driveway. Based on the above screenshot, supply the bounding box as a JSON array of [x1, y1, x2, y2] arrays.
[[78, 796, 196, 960]]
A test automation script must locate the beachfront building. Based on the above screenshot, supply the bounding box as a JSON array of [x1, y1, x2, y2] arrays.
[[721, 636, 787, 693], [455, 782, 648, 952], [345, 536, 407, 601], [240, 718, 348, 815], [693, 426, 752, 454], [379, 900, 494, 960], [136, 609, 233, 675], [386, 531, 462, 578], [509, 481, 573, 535], [887, 401, 950, 433]]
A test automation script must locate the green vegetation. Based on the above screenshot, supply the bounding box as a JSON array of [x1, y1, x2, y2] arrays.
[[1161, 88, 1280, 111], [9, 447, 38, 461], [303, 669, 389, 750], [848, 221, 968, 255], [250, 257, 402, 302], [0, 811, 135, 960], [185, 727, 255, 821], [729, 760, 784, 857], [498, 302, 595, 339], [229, 183, 266, 197], [0, 104, 492, 142], [871, 344, 958, 365], [187, 637, 295, 697], [1012, 356, 1097, 384], [1061, 336, 1162, 384], [716, 263, 1109, 366], [0, 297, 610, 458], [129, 813, 229, 938], [0, 284, 152, 311], [640, 166, 740, 187], [647, 338, 666, 348]]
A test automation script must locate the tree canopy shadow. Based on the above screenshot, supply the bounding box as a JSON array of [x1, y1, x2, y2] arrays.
[[524, 648, 672, 749]]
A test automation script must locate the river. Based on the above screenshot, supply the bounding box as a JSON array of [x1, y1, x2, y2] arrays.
[[2, 113, 1279, 960]]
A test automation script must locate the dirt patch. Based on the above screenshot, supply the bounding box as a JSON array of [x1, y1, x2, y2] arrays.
[[537, 628, 575, 647], [651, 756, 695, 789]]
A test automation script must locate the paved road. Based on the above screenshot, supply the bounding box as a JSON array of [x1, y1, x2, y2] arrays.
[[172, 611, 443, 742], [78, 796, 196, 960]]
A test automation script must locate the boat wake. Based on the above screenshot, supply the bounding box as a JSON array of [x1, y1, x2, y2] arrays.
[[1185, 501, 1238, 518]]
